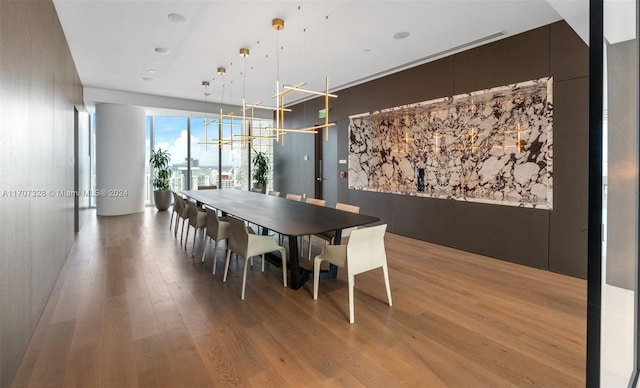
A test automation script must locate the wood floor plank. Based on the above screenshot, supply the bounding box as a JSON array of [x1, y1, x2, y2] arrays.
[[62, 341, 102, 387], [12, 208, 586, 387], [101, 294, 138, 387], [26, 320, 76, 386], [246, 323, 326, 386], [151, 299, 213, 386], [193, 332, 250, 386], [132, 334, 178, 387], [69, 273, 105, 349]]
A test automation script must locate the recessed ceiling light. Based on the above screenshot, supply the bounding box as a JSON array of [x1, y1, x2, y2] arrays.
[[148, 69, 156, 73], [167, 13, 186, 23], [155, 47, 170, 54], [363, 48, 371, 53], [142, 77, 153, 81], [393, 31, 410, 40]]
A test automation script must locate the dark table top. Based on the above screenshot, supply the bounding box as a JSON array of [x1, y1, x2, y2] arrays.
[[182, 189, 379, 236]]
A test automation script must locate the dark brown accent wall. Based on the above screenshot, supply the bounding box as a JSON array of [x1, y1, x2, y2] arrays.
[[275, 21, 589, 278]]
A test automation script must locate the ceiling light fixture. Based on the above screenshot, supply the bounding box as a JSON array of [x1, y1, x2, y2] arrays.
[[154, 47, 170, 54], [393, 31, 410, 40], [266, 16, 337, 144]]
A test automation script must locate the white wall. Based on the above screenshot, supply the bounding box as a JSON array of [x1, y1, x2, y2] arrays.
[[95, 103, 145, 215]]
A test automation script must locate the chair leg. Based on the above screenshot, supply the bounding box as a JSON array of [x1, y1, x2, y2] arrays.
[[280, 248, 287, 288], [241, 256, 250, 300], [313, 257, 322, 299], [191, 227, 199, 258], [223, 249, 232, 282], [201, 236, 209, 264], [170, 211, 174, 230], [181, 221, 187, 245], [261, 254, 265, 272], [212, 240, 219, 274], [307, 235, 312, 261], [382, 263, 393, 306], [348, 273, 355, 324]]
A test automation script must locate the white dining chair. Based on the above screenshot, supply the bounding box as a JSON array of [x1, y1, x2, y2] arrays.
[[185, 200, 207, 258], [223, 215, 287, 300], [313, 224, 392, 324], [305, 202, 360, 260], [175, 196, 190, 242], [170, 191, 179, 231], [301, 197, 327, 258], [202, 208, 230, 274], [285, 193, 302, 201]]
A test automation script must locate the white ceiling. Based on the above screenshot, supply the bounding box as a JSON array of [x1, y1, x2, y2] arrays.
[[53, 1, 581, 111]]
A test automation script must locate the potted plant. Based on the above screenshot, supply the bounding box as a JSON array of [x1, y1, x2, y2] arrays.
[[252, 149, 269, 193], [149, 148, 172, 210]]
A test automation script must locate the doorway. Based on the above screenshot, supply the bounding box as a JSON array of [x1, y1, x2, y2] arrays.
[[314, 125, 337, 206]]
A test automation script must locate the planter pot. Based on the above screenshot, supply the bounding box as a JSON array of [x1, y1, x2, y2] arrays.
[[253, 183, 266, 194], [154, 190, 172, 211]]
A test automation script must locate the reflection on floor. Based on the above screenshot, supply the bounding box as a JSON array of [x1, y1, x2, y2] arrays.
[[601, 284, 634, 386]]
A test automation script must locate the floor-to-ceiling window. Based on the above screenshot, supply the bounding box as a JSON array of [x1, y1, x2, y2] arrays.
[[190, 116, 221, 188], [145, 116, 152, 204], [252, 118, 275, 191], [152, 116, 190, 194], [220, 116, 245, 189], [144, 113, 273, 203]]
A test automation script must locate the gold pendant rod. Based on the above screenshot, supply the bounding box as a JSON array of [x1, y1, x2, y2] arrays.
[[273, 82, 306, 98], [325, 77, 330, 141], [284, 85, 338, 98]]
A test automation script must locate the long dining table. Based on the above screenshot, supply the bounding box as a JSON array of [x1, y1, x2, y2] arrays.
[[182, 189, 380, 289]]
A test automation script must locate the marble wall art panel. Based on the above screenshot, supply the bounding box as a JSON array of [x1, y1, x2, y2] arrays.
[[348, 77, 553, 209]]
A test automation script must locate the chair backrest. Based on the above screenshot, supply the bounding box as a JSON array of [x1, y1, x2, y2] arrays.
[[268, 190, 280, 197], [347, 224, 387, 275], [286, 193, 302, 201], [172, 192, 180, 211], [198, 185, 217, 190], [187, 200, 199, 226], [204, 208, 221, 238], [306, 198, 326, 207], [227, 215, 249, 257], [176, 195, 189, 218], [336, 202, 360, 214]]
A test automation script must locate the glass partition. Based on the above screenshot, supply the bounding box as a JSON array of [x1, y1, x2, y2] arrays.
[[599, 0, 639, 385]]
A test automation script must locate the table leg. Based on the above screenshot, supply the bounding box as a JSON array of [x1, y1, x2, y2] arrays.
[[326, 229, 342, 277], [262, 234, 309, 290], [288, 235, 305, 289]]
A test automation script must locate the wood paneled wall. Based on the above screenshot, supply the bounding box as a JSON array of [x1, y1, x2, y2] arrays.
[[0, 0, 83, 384], [275, 21, 589, 278]]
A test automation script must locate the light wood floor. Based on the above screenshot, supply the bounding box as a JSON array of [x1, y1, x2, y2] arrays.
[[12, 208, 586, 387]]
